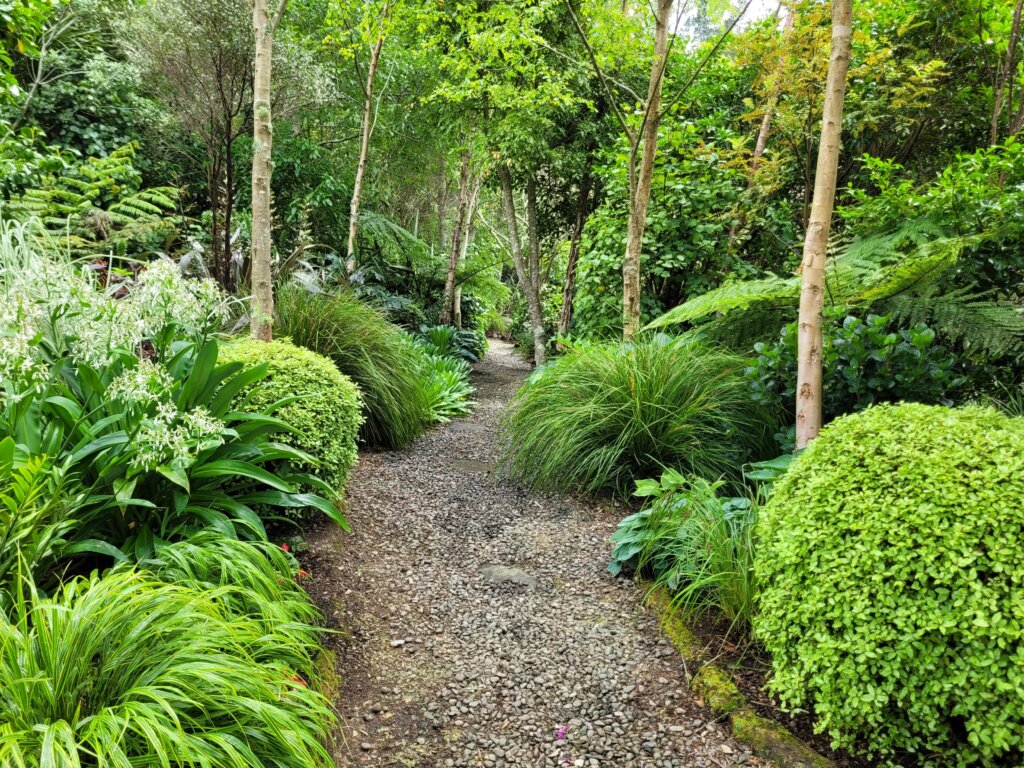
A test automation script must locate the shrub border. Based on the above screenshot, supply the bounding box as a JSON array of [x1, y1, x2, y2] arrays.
[[648, 588, 832, 768]]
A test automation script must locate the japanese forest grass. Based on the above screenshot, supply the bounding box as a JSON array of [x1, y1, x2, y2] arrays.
[[498, 335, 780, 496]]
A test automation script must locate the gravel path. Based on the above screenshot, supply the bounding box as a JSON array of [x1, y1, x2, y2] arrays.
[[303, 340, 763, 768]]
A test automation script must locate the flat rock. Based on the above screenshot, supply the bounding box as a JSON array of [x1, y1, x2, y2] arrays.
[[479, 563, 538, 589]]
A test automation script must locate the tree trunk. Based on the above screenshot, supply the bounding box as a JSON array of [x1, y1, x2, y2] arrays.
[[622, 0, 673, 339], [526, 176, 540, 295], [440, 146, 472, 325], [751, 6, 793, 175], [250, 0, 285, 341], [991, 0, 1024, 145], [499, 163, 546, 365], [224, 137, 234, 290], [795, 0, 853, 449], [437, 157, 449, 256], [346, 32, 385, 271], [208, 157, 223, 286], [557, 164, 593, 344]]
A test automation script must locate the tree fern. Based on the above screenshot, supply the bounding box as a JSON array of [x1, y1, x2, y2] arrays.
[[881, 287, 1024, 358], [645, 216, 1024, 357], [6, 143, 179, 256]]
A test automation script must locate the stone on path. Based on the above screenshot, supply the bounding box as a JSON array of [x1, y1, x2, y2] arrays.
[[479, 563, 538, 589]]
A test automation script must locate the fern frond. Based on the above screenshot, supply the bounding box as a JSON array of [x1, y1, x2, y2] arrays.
[[645, 274, 797, 330], [882, 287, 1024, 358]]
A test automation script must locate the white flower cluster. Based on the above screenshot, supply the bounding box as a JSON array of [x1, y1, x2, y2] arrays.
[[129, 259, 229, 340], [0, 295, 48, 400], [106, 360, 174, 406], [0, 241, 229, 389], [131, 403, 225, 472]]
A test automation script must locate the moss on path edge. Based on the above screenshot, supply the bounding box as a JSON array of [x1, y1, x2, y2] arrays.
[[648, 588, 833, 768]]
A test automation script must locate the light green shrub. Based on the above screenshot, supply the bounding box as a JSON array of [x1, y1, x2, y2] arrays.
[[219, 338, 362, 496], [756, 403, 1024, 766]]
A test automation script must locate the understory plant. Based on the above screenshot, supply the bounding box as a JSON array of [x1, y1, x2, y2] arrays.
[[276, 286, 429, 449], [610, 456, 791, 636], [417, 351, 475, 423], [218, 336, 363, 497], [756, 403, 1024, 766], [0, 569, 334, 767], [0, 438, 78, 607], [0, 221, 346, 561], [748, 307, 963, 422], [417, 324, 487, 363], [499, 335, 778, 496]]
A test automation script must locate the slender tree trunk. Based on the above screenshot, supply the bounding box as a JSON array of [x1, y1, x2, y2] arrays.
[[250, 0, 286, 340], [441, 146, 472, 325], [557, 164, 593, 344], [224, 138, 235, 290], [499, 163, 546, 365], [346, 31, 385, 271], [208, 158, 223, 285], [622, 0, 673, 338], [992, 0, 1024, 145], [454, 180, 481, 328], [751, 7, 793, 175], [795, 0, 853, 449], [437, 157, 449, 256], [526, 176, 541, 295]]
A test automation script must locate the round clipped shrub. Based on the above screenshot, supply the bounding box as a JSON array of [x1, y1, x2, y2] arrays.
[[756, 403, 1024, 766], [218, 338, 362, 495]]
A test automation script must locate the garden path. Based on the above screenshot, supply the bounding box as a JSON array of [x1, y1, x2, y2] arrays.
[[303, 340, 761, 768]]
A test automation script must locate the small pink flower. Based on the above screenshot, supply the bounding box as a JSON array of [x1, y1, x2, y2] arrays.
[[280, 543, 290, 552], [555, 724, 568, 741]]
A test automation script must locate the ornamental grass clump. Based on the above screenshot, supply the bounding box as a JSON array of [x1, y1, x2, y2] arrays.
[[0, 570, 334, 767], [499, 335, 778, 496], [756, 403, 1024, 766], [276, 286, 430, 449]]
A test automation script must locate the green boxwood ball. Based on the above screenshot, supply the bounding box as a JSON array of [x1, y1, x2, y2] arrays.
[[219, 337, 363, 497], [756, 403, 1024, 766]]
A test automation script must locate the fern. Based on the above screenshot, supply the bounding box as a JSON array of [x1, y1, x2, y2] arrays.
[[7, 143, 179, 256], [882, 287, 1024, 358], [645, 216, 1024, 357]]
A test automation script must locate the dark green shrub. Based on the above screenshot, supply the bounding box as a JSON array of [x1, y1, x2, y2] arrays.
[[219, 337, 362, 496], [748, 308, 963, 421], [499, 335, 779, 496], [418, 351, 475, 423], [0, 569, 334, 766], [418, 324, 487, 363], [756, 403, 1024, 766], [276, 286, 429, 449]]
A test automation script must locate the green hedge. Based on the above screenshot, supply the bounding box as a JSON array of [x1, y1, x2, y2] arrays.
[[219, 338, 362, 496], [756, 403, 1024, 766]]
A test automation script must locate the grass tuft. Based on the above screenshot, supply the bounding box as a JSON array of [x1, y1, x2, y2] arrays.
[[498, 335, 779, 496]]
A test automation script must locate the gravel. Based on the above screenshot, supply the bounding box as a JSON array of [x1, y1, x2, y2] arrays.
[[304, 340, 764, 768]]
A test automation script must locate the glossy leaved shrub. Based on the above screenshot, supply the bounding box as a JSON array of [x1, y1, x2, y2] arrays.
[[756, 403, 1024, 766], [219, 338, 363, 496]]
